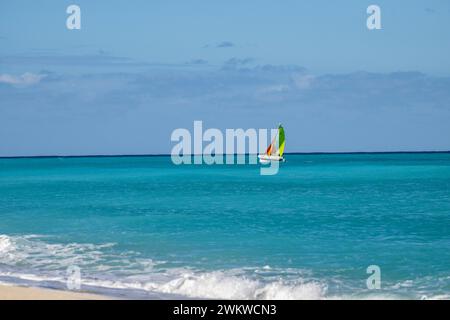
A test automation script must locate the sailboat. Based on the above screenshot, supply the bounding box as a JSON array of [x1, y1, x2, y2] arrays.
[[258, 124, 285, 164]]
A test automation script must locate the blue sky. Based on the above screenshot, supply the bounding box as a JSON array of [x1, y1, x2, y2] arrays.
[[1, 1, 450, 155]]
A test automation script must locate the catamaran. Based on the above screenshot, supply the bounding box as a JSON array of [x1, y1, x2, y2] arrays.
[[258, 124, 285, 164]]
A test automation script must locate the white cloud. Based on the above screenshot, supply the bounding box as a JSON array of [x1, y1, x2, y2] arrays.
[[291, 74, 315, 89], [0, 72, 45, 86]]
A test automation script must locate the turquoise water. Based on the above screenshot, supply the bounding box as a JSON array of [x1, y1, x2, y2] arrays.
[[0, 153, 449, 299]]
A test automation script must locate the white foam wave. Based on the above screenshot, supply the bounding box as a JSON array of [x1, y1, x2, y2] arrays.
[[0, 234, 327, 299], [0, 234, 116, 268], [1, 234, 448, 300], [0, 235, 13, 254], [0, 269, 327, 300], [141, 269, 327, 300]]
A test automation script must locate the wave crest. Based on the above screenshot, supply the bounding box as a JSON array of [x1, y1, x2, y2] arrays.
[[144, 270, 327, 299], [0, 234, 327, 299]]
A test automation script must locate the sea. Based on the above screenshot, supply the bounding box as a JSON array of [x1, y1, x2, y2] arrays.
[[0, 153, 449, 299]]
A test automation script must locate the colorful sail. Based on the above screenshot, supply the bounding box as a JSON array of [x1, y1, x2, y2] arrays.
[[266, 143, 273, 156], [277, 125, 285, 157], [266, 133, 277, 156], [259, 123, 285, 163]]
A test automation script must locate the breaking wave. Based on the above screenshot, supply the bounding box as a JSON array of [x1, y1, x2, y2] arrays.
[[1, 234, 448, 300], [0, 234, 326, 299]]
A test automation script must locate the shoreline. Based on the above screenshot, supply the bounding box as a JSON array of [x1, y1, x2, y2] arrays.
[[0, 284, 112, 300]]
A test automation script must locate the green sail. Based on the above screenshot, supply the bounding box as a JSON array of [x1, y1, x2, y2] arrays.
[[277, 125, 285, 157]]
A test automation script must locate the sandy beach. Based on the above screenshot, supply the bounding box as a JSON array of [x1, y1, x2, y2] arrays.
[[0, 284, 111, 300]]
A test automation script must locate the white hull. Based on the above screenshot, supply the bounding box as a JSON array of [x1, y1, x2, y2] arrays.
[[258, 154, 284, 164]]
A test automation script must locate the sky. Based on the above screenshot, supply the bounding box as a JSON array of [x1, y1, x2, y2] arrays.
[[1, 0, 450, 156]]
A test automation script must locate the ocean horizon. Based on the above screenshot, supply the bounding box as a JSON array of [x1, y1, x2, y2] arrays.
[[1, 150, 450, 159], [1, 153, 449, 299]]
